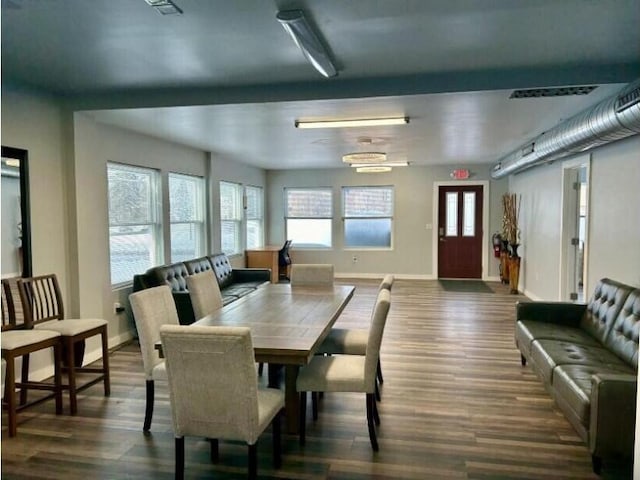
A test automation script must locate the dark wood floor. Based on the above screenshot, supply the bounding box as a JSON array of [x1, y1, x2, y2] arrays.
[[1, 279, 632, 479]]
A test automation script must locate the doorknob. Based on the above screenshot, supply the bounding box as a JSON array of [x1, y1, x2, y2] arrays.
[[439, 237, 445, 242]]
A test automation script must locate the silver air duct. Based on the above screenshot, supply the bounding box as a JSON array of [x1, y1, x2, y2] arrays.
[[491, 79, 640, 179]]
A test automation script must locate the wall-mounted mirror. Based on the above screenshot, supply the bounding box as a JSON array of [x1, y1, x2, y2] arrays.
[[1, 146, 32, 278]]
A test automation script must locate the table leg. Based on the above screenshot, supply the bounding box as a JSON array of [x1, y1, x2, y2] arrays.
[[284, 365, 300, 434], [267, 364, 283, 388]]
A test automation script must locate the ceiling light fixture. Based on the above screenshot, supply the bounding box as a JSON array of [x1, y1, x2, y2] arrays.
[[349, 161, 409, 167], [342, 152, 387, 164], [277, 10, 337, 78], [356, 166, 393, 173], [295, 117, 409, 129], [3, 158, 20, 168], [144, 0, 182, 15]]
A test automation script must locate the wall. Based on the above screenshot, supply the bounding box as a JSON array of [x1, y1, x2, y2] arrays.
[[72, 113, 209, 356], [510, 135, 640, 300], [267, 164, 507, 279]]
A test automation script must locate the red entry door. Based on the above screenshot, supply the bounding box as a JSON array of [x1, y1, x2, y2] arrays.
[[437, 185, 483, 279]]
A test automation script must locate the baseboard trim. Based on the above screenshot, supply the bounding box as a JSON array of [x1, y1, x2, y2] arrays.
[[335, 273, 435, 280]]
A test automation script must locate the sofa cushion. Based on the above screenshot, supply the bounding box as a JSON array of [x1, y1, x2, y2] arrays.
[[515, 320, 599, 357], [530, 339, 627, 384], [146, 262, 189, 293], [580, 278, 634, 344], [184, 256, 213, 275], [223, 285, 257, 299], [603, 289, 640, 369], [553, 363, 635, 427], [209, 253, 234, 289]]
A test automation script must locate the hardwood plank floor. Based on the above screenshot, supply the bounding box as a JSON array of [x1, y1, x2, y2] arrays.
[[1, 279, 632, 479]]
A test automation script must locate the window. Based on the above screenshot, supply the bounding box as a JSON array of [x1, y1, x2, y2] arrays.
[[220, 181, 242, 255], [245, 185, 264, 249], [107, 163, 161, 285], [343, 186, 393, 248], [169, 173, 205, 262], [285, 187, 332, 248]]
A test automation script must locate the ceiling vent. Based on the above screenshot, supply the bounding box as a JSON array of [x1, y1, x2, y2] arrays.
[[510, 85, 598, 99], [492, 79, 640, 179]]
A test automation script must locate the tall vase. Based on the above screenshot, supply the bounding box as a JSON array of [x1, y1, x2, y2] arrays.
[[500, 240, 510, 284], [508, 243, 520, 294]]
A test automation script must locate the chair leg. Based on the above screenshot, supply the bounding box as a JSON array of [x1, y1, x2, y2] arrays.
[[65, 338, 78, 415], [19, 353, 29, 405], [5, 355, 17, 437], [100, 328, 111, 396], [520, 354, 527, 366], [375, 379, 381, 402], [248, 443, 257, 480], [376, 359, 384, 384], [372, 396, 380, 426], [52, 343, 63, 414], [143, 380, 154, 432], [208, 438, 219, 463], [258, 362, 264, 376], [591, 454, 602, 475], [366, 393, 379, 451], [272, 410, 282, 469], [311, 392, 318, 421], [299, 392, 307, 446], [175, 437, 185, 480]]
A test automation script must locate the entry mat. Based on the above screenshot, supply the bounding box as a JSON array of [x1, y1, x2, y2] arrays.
[[438, 280, 495, 293]]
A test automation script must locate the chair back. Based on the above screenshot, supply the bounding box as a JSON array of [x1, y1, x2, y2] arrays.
[[1, 279, 21, 331], [129, 286, 179, 379], [290, 264, 334, 287], [379, 274, 395, 292], [16, 274, 65, 328], [365, 289, 391, 390], [278, 240, 292, 267], [186, 270, 223, 320], [160, 324, 261, 442]]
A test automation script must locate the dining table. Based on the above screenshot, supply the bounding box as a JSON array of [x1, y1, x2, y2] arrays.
[[156, 282, 355, 433]]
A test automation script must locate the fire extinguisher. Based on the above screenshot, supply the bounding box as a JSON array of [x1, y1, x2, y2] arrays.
[[492, 233, 503, 258]]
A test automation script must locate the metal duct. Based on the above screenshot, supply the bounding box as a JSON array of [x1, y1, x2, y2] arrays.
[[491, 79, 640, 179]]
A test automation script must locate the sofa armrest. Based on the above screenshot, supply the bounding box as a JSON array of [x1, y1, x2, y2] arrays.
[[589, 373, 637, 459], [231, 268, 271, 283], [516, 301, 586, 327], [172, 291, 196, 325]]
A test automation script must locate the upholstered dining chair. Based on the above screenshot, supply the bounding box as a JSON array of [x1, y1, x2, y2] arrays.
[[160, 324, 284, 480], [2, 278, 63, 437], [318, 274, 394, 398], [129, 285, 178, 432], [185, 270, 223, 320], [17, 274, 109, 416], [290, 264, 334, 287], [297, 288, 391, 451]]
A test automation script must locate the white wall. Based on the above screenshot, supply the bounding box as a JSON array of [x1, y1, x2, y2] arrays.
[[267, 164, 507, 279]]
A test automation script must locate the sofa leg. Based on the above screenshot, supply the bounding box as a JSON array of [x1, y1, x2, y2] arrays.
[[520, 354, 526, 366], [591, 454, 602, 475]]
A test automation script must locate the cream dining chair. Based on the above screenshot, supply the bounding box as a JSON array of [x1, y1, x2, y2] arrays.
[[289, 264, 334, 287], [160, 324, 284, 480], [129, 285, 178, 432], [297, 288, 391, 451], [185, 270, 223, 320], [318, 275, 394, 399]]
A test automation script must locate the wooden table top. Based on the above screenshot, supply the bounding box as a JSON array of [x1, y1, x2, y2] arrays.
[[192, 283, 355, 365]]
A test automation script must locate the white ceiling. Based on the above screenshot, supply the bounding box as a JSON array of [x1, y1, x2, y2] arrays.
[[2, 0, 639, 170]]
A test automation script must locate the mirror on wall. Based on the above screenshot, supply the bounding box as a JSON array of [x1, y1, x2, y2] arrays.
[[1, 146, 31, 278]]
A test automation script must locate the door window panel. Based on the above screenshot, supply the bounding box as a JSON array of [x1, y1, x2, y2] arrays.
[[446, 192, 458, 236], [462, 191, 476, 237]]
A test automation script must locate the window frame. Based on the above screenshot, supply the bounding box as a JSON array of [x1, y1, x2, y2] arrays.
[[168, 172, 206, 263], [219, 180, 243, 256], [245, 184, 264, 250], [107, 162, 162, 287], [342, 185, 394, 250], [284, 187, 333, 249]]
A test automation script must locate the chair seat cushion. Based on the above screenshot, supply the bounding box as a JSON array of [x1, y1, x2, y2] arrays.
[[34, 318, 107, 336], [515, 320, 600, 357], [318, 328, 367, 355], [151, 361, 167, 381], [530, 339, 627, 384], [255, 387, 285, 443], [297, 355, 368, 393], [1, 329, 61, 350]]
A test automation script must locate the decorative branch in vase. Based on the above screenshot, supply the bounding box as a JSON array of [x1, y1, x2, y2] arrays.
[[502, 193, 521, 294]]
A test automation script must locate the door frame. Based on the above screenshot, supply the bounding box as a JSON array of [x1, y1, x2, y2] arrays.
[[432, 180, 490, 280], [559, 154, 591, 301]]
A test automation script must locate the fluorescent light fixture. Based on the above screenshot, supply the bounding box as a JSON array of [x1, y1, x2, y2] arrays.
[[356, 166, 392, 173], [342, 152, 387, 164], [4, 158, 20, 168], [295, 117, 409, 129], [277, 10, 337, 78], [144, 0, 182, 15], [350, 161, 409, 167]]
